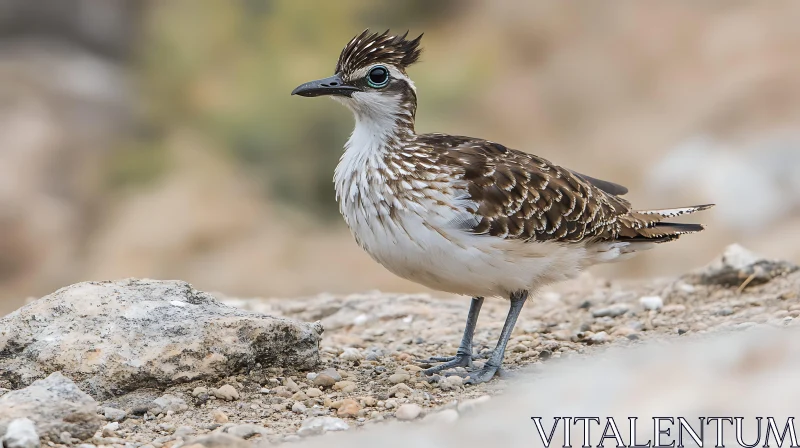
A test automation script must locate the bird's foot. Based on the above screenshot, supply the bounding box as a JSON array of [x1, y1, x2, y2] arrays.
[[461, 364, 501, 385], [417, 353, 475, 376]]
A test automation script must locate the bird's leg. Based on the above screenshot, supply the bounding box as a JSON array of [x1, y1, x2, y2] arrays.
[[462, 290, 528, 385], [419, 296, 484, 375]]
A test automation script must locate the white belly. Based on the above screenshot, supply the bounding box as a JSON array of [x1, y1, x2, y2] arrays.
[[341, 200, 597, 298]]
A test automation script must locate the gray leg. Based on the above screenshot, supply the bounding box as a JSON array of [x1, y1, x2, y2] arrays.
[[419, 296, 484, 375], [463, 290, 528, 384]]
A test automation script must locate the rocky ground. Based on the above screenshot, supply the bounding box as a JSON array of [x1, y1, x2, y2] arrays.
[[1, 244, 798, 448]]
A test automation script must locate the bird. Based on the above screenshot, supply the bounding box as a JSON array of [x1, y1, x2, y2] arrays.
[[292, 30, 713, 384]]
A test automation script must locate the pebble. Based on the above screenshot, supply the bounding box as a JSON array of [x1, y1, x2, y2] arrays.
[[152, 394, 188, 413], [292, 401, 307, 413], [102, 422, 120, 437], [422, 408, 459, 424], [103, 406, 127, 422], [439, 375, 463, 391], [291, 391, 309, 401], [212, 409, 229, 423], [313, 374, 337, 388], [388, 372, 411, 384], [306, 387, 323, 398], [336, 398, 362, 418], [333, 380, 357, 393], [589, 331, 609, 344], [639, 296, 664, 311], [3, 418, 40, 448], [174, 426, 195, 438], [592, 304, 629, 318], [284, 377, 300, 392], [213, 384, 239, 401], [297, 417, 350, 437], [227, 423, 265, 439], [339, 347, 364, 361], [191, 387, 208, 397], [395, 403, 422, 421], [511, 344, 528, 353]]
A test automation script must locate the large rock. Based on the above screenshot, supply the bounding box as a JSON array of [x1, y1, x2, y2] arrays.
[[686, 243, 798, 288], [0, 279, 322, 397], [0, 372, 102, 442]]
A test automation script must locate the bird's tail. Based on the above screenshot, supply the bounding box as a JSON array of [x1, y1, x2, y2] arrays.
[[617, 204, 714, 243]]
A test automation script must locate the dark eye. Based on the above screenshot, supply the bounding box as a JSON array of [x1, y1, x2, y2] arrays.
[[366, 65, 389, 88]]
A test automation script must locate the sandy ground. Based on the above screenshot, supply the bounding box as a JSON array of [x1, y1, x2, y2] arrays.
[[66, 261, 800, 447]]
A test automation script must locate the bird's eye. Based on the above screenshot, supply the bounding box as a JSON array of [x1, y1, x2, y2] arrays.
[[366, 65, 389, 88]]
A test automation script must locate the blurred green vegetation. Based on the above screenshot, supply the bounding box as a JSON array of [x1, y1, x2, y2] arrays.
[[123, 0, 464, 218]]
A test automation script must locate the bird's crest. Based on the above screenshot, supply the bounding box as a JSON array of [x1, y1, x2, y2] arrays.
[[336, 29, 423, 76]]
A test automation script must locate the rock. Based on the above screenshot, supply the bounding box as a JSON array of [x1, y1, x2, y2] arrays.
[[388, 373, 410, 384], [395, 403, 422, 421], [101, 422, 119, 437], [589, 331, 609, 344], [185, 433, 251, 448], [211, 410, 228, 423], [306, 388, 323, 398], [639, 296, 664, 311], [292, 401, 307, 413], [591, 304, 629, 318], [422, 409, 459, 424], [336, 399, 362, 418], [333, 380, 357, 393], [102, 407, 126, 422], [191, 387, 208, 397], [2, 418, 40, 448], [174, 426, 196, 438], [152, 394, 188, 414], [212, 385, 239, 401], [689, 244, 798, 288], [0, 372, 102, 441], [312, 374, 337, 388], [0, 279, 322, 396], [226, 423, 267, 439], [297, 416, 349, 437], [439, 375, 463, 391], [339, 348, 363, 361]]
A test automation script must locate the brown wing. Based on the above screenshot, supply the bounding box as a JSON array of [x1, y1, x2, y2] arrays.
[[420, 138, 632, 243]]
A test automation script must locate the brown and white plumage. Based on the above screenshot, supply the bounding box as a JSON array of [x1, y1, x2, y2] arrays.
[[293, 30, 713, 382]]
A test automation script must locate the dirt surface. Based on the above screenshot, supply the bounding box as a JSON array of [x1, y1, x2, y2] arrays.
[[58, 263, 800, 447]]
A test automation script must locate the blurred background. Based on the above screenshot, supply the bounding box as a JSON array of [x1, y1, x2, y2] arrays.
[[1, 0, 799, 315]]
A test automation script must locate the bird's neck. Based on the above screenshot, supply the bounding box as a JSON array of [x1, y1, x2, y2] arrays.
[[343, 91, 417, 158]]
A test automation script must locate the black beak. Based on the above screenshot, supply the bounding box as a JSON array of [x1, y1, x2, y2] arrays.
[[291, 74, 361, 97]]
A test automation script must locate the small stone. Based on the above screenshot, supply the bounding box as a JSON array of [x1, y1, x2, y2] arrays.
[[511, 344, 528, 353], [284, 377, 300, 392], [336, 399, 362, 418], [439, 375, 463, 391], [333, 380, 357, 393], [305, 388, 323, 398], [339, 348, 363, 361], [3, 418, 40, 448], [395, 403, 422, 421], [639, 296, 663, 311], [291, 391, 309, 401], [592, 304, 629, 318], [589, 331, 609, 344], [192, 387, 208, 397], [313, 374, 337, 388], [297, 417, 350, 437], [174, 426, 196, 438], [152, 394, 188, 413], [292, 401, 307, 413], [212, 409, 229, 423], [662, 304, 686, 313], [388, 373, 410, 384], [213, 384, 239, 401], [227, 423, 266, 439], [362, 396, 377, 407], [422, 408, 459, 424], [103, 407, 127, 422], [101, 422, 119, 438], [457, 395, 491, 414], [320, 367, 342, 381]]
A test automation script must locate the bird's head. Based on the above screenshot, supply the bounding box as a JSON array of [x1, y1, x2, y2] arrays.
[[292, 30, 423, 124]]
